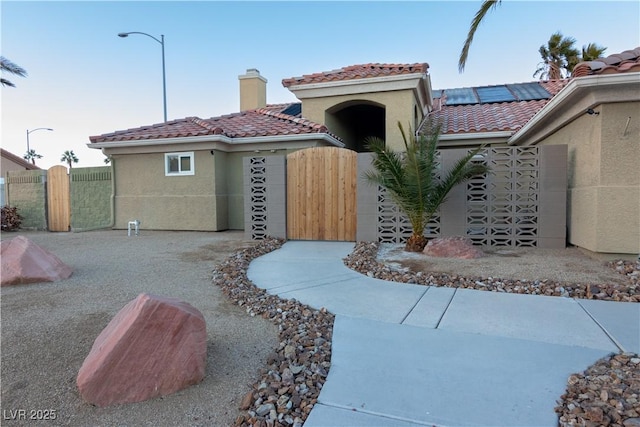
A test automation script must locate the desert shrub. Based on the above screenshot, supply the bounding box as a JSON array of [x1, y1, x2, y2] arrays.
[[1, 206, 23, 231]]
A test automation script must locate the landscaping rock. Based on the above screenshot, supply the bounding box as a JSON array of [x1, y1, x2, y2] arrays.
[[556, 352, 640, 426], [212, 237, 334, 427], [0, 235, 73, 286], [77, 293, 207, 407], [422, 236, 486, 259]]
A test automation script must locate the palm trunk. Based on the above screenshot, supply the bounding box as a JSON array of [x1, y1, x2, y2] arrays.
[[405, 233, 428, 252]]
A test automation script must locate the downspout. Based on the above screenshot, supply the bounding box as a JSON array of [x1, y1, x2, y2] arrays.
[[109, 157, 115, 228]]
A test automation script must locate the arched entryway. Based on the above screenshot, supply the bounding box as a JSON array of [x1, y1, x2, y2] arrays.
[[324, 100, 385, 152]]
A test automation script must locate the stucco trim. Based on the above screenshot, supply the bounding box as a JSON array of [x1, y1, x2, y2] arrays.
[[287, 74, 428, 99], [439, 131, 513, 141], [508, 73, 640, 146], [436, 131, 512, 148], [88, 132, 344, 151]]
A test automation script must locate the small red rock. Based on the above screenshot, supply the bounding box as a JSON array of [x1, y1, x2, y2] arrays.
[[422, 236, 486, 259], [77, 293, 207, 407], [0, 235, 73, 286]]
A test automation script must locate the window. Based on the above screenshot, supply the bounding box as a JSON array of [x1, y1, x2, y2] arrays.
[[164, 152, 194, 176]]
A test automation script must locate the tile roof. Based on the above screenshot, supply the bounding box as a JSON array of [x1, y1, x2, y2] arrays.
[[282, 63, 429, 87], [89, 103, 338, 143], [424, 80, 570, 135], [572, 47, 640, 77]]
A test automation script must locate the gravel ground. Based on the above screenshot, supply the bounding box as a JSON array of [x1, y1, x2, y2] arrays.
[[3, 232, 639, 427], [1, 230, 279, 426]]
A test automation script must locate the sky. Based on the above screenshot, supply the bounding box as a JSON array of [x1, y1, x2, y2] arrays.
[[1, 0, 639, 169]]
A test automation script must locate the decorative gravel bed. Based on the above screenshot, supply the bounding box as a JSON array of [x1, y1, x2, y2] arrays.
[[344, 241, 640, 302], [212, 238, 334, 427], [556, 353, 640, 427], [214, 238, 639, 426]]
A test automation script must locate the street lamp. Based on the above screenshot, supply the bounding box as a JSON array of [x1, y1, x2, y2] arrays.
[[118, 31, 167, 122], [26, 127, 53, 153]]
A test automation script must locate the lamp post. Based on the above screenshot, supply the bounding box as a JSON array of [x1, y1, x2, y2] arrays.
[[26, 127, 53, 153], [118, 31, 167, 122]]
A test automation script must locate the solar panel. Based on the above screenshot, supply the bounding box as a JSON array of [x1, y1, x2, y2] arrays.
[[444, 88, 478, 105], [507, 83, 551, 101], [432, 89, 443, 99], [476, 86, 516, 103], [281, 103, 302, 117]]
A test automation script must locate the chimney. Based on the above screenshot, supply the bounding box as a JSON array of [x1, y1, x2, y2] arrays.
[[239, 68, 267, 111]]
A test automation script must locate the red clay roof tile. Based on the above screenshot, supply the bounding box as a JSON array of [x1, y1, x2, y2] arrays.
[[89, 104, 339, 144], [572, 47, 640, 77], [282, 63, 429, 87]]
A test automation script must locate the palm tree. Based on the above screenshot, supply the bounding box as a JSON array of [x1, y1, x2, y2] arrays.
[[23, 149, 42, 165], [533, 32, 580, 80], [61, 150, 79, 168], [567, 43, 607, 74], [580, 43, 607, 62], [364, 122, 490, 252], [1, 56, 27, 87], [458, 0, 502, 72]]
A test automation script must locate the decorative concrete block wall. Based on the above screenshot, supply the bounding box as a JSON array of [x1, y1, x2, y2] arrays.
[[70, 167, 112, 231], [244, 156, 286, 240], [5, 170, 48, 230], [358, 145, 567, 248], [244, 145, 568, 248]]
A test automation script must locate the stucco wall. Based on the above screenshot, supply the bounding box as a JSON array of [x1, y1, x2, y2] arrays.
[[112, 150, 219, 231], [302, 90, 419, 151], [539, 101, 639, 254], [1, 157, 31, 174]]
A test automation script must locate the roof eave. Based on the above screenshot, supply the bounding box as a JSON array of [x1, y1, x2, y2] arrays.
[[508, 73, 640, 146], [88, 132, 344, 151], [286, 73, 428, 99], [438, 131, 513, 147]]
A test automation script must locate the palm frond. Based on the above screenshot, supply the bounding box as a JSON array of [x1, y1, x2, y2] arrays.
[[0, 56, 27, 87], [458, 0, 501, 72], [364, 122, 490, 244], [429, 147, 489, 214]]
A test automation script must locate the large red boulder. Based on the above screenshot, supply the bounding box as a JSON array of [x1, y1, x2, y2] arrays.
[[1, 235, 73, 286], [423, 236, 486, 259], [77, 293, 207, 407]]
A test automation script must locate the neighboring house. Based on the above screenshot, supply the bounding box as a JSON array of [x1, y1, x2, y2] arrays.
[[89, 48, 639, 255], [1, 148, 41, 206]]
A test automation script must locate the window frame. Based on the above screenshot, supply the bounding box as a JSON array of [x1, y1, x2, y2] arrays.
[[164, 152, 195, 176]]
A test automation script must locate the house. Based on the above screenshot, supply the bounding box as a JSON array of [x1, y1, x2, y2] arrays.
[[89, 48, 640, 255], [89, 65, 430, 232], [1, 148, 41, 206]]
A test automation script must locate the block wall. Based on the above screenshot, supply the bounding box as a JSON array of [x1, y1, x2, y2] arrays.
[[5, 170, 48, 230], [70, 166, 113, 231]]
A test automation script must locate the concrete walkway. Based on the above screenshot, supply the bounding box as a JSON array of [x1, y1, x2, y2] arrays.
[[247, 241, 640, 427]]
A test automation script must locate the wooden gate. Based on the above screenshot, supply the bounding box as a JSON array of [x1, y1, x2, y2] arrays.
[[47, 165, 70, 231], [287, 147, 357, 241]]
